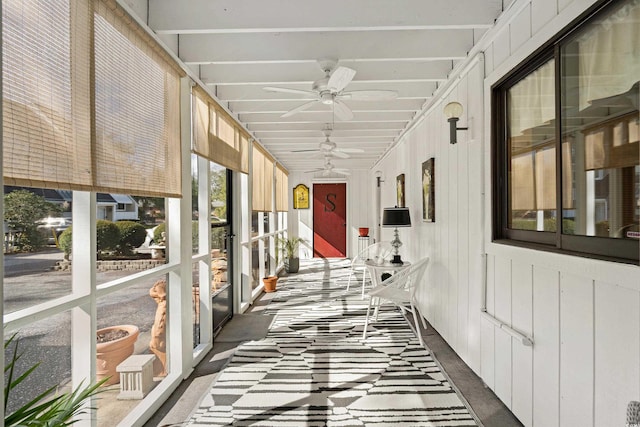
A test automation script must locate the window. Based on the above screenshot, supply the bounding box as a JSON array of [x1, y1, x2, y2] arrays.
[[493, 0, 639, 263]]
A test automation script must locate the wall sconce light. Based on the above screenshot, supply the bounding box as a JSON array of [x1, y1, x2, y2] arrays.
[[444, 101, 468, 144], [374, 170, 384, 187]]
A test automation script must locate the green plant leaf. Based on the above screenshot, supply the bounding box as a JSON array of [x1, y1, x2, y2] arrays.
[[4, 335, 107, 426]]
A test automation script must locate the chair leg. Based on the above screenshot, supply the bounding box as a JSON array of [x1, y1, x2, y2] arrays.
[[410, 303, 424, 347], [362, 297, 373, 340], [361, 268, 368, 299], [373, 297, 381, 321], [410, 297, 428, 329], [346, 270, 353, 291], [418, 307, 427, 330]]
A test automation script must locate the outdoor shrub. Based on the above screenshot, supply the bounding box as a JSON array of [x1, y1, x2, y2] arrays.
[[13, 229, 46, 253], [96, 220, 120, 252], [115, 221, 147, 255], [153, 222, 166, 244], [58, 227, 72, 258]]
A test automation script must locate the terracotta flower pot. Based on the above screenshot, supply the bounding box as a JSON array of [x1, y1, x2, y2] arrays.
[[96, 325, 139, 385], [358, 227, 369, 237], [262, 276, 278, 293]]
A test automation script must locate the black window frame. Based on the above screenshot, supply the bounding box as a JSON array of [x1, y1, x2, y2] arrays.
[[492, 0, 639, 265]]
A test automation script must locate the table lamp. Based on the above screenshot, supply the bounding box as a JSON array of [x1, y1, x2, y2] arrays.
[[382, 207, 411, 264]]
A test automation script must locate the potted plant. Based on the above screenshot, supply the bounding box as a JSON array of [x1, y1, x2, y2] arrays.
[[276, 235, 307, 273], [96, 324, 139, 385], [262, 275, 278, 292]]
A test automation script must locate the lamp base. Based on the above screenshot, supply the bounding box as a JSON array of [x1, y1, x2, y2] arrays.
[[391, 255, 404, 265]]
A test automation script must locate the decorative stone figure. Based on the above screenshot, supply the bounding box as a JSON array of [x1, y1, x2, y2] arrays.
[[149, 279, 167, 376]]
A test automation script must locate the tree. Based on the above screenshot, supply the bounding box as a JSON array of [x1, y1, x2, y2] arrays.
[[210, 168, 227, 219], [131, 196, 165, 225], [4, 190, 61, 251]]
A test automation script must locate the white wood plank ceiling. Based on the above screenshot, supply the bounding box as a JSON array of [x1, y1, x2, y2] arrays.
[[137, 0, 506, 172]]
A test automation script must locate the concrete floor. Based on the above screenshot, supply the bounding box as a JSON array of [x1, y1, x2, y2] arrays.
[[144, 286, 522, 427]]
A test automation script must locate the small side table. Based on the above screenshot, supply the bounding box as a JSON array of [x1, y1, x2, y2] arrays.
[[364, 260, 411, 288], [357, 236, 370, 254]]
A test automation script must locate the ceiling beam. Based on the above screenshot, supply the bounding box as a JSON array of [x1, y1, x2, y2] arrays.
[[177, 30, 473, 63], [149, 0, 502, 33], [199, 61, 452, 85]]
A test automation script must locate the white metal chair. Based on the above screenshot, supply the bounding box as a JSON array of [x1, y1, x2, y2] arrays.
[[628, 401, 640, 425], [362, 257, 430, 347], [346, 241, 393, 298]]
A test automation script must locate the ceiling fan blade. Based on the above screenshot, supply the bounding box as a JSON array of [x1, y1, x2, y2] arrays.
[[304, 168, 324, 173], [330, 150, 350, 159], [339, 90, 398, 101], [291, 148, 321, 153], [334, 169, 351, 176], [281, 100, 318, 118], [327, 66, 356, 92], [337, 148, 365, 153], [333, 99, 354, 121], [263, 86, 318, 97]]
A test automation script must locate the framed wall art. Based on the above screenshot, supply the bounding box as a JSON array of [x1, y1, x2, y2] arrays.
[[396, 173, 405, 207], [422, 158, 435, 222], [293, 184, 309, 209]]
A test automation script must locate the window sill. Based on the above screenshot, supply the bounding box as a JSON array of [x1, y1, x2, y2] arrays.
[[491, 238, 639, 266]]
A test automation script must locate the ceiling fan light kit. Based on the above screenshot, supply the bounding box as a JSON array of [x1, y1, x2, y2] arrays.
[[304, 155, 351, 176], [292, 126, 364, 162]]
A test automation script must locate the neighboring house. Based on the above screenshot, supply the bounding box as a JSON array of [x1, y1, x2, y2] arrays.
[[97, 193, 139, 222], [4, 186, 139, 222]]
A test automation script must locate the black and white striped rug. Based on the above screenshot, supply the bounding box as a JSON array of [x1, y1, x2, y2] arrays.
[[187, 259, 478, 426]]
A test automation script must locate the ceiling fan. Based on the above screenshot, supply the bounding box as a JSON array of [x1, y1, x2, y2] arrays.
[[305, 157, 351, 176], [293, 127, 364, 159], [263, 59, 398, 121]]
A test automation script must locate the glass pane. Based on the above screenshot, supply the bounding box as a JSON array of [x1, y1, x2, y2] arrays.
[[4, 312, 71, 416], [192, 154, 200, 254], [96, 273, 169, 424], [192, 262, 201, 348], [507, 59, 557, 231], [251, 240, 259, 290], [210, 163, 227, 224], [96, 195, 167, 285], [3, 186, 71, 313], [211, 226, 230, 299], [251, 211, 259, 235], [560, 0, 640, 238], [263, 211, 270, 232], [264, 238, 272, 277]]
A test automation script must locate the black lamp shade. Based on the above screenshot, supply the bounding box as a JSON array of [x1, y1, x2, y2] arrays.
[[382, 207, 411, 227]]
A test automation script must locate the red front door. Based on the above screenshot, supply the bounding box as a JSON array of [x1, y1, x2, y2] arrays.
[[313, 183, 347, 257]]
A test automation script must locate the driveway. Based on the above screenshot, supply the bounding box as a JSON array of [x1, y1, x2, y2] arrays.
[[3, 247, 64, 277]]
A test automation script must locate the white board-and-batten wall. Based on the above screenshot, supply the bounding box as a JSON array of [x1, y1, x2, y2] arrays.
[[370, 0, 640, 426]]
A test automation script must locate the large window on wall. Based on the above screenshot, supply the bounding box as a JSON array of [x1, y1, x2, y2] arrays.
[[493, 0, 639, 263]]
